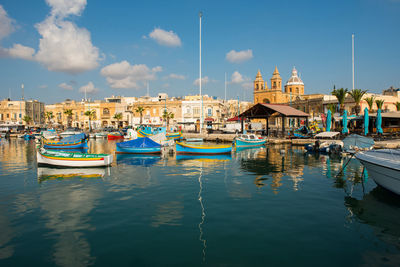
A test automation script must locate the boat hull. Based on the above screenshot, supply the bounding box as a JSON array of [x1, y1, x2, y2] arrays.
[[115, 147, 161, 154], [356, 150, 400, 195], [166, 131, 182, 140], [176, 142, 232, 155], [107, 134, 124, 140], [234, 138, 266, 147], [43, 139, 88, 149], [37, 151, 113, 167]]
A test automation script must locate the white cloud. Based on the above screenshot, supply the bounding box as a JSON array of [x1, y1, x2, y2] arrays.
[[231, 71, 244, 84], [39, 84, 48, 89], [79, 81, 98, 93], [168, 73, 185, 80], [241, 82, 253, 89], [148, 28, 182, 47], [58, 82, 73, 90], [34, 17, 99, 74], [0, 5, 14, 41], [7, 44, 35, 60], [1, 1, 100, 74], [193, 76, 210, 86], [46, 0, 87, 18], [100, 60, 162, 89], [226, 49, 253, 63]]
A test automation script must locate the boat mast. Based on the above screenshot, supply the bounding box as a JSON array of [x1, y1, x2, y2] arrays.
[[352, 33, 355, 90], [199, 11, 203, 133]]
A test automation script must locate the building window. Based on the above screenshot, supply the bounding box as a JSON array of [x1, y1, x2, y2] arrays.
[[290, 88, 292, 93], [7, 113, 9, 118], [273, 82, 276, 87], [207, 108, 212, 117], [103, 108, 110, 115], [193, 107, 200, 115], [296, 87, 299, 94], [256, 84, 259, 90]]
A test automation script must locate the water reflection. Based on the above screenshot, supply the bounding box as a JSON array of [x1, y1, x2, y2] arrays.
[[0, 210, 15, 259], [116, 154, 161, 167], [345, 187, 400, 265], [37, 167, 109, 182], [40, 183, 100, 267]]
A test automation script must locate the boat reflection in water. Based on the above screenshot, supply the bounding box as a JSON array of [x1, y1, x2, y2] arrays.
[[37, 167, 110, 182], [345, 187, 400, 265], [176, 154, 232, 162], [116, 154, 161, 167]]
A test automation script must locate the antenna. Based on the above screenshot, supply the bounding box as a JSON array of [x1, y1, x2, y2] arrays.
[[9, 88, 11, 100], [352, 34, 355, 90], [21, 84, 24, 100]]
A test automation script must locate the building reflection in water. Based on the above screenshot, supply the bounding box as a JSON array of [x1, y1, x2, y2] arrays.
[[235, 145, 307, 194], [345, 186, 400, 266]]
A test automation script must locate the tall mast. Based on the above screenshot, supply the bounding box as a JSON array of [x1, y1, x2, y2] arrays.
[[224, 72, 227, 102], [199, 11, 203, 133], [352, 33, 355, 90]]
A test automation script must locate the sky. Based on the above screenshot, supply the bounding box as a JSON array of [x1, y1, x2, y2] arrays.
[[0, 0, 399, 104]]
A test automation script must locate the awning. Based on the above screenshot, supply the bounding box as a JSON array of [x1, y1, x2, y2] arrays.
[[227, 116, 244, 122], [204, 117, 215, 122]]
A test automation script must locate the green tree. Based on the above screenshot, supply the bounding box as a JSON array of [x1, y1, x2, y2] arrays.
[[365, 96, 375, 111], [348, 89, 367, 116], [375, 99, 385, 110], [327, 103, 337, 114], [135, 106, 145, 125], [113, 112, 123, 128], [162, 110, 175, 127], [45, 111, 54, 127], [84, 110, 96, 132], [395, 102, 400, 111], [22, 115, 32, 126], [331, 88, 348, 115], [63, 109, 73, 128]]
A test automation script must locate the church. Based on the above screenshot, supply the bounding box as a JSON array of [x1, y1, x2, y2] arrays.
[[253, 67, 304, 104]]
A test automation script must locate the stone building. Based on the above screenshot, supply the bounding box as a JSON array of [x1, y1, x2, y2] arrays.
[[0, 98, 45, 126], [253, 67, 304, 104]]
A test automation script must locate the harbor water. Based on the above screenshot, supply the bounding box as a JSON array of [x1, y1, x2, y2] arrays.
[[1, 139, 400, 266]]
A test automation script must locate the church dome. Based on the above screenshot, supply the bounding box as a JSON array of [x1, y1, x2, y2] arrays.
[[285, 67, 303, 86]]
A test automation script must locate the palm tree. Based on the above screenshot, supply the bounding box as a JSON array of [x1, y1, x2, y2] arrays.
[[162, 110, 175, 127], [348, 89, 367, 116], [63, 109, 73, 128], [22, 115, 32, 126], [375, 99, 385, 110], [331, 87, 348, 115], [45, 111, 54, 127], [135, 106, 145, 125], [84, 110, 96, 132], [365, 96, 375, 112], [113, 112, 123, 128], [395, 102, 400, 111]]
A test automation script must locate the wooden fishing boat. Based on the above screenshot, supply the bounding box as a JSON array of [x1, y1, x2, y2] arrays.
[[116, 137, 162, 154], [37, 148, 113, 167], [107, 132, 124, 140], [43, 133, 88, 149], [166, 131, 182, 140], [176, 142, 232, 155], [234, 134, 267, 148], [137, 129, 152, 138]]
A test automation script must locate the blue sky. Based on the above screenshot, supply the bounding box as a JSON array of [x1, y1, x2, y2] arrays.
[[0, 0, 399, 104]]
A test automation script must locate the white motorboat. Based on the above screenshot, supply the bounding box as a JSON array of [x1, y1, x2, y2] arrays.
[[42, 130, 58, 140], [356, 149, 400, 195], [60, 128, 82, 138]]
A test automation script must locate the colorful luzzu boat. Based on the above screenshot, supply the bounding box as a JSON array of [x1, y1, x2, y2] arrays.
[[166, 131, 182, 140], [107, 132, 124, 140], [234, 134, 267, 148], [43, 133, 88, 149], [176, 142, 232, 155], [137, 129, 152, 138], [137, 126, 166, 138], [37, 148, 113, 167], [116, 137, 162, 154]]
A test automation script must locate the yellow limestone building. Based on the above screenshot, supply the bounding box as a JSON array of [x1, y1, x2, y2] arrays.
[[253, 67, 304, 104]]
